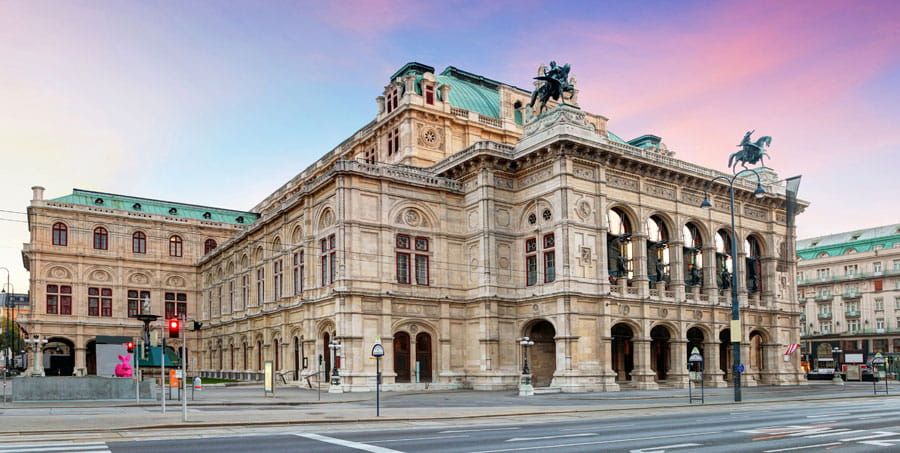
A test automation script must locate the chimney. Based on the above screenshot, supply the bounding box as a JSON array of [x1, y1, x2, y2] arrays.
[[31, 186, 45, 202]]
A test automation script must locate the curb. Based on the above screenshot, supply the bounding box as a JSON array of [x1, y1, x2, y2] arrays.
[[2, 392, 897, 436]]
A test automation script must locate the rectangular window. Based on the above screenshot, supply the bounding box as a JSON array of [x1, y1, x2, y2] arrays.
[[425, 85, 434, 105], [397, 253, 410, 284], [544, 252, 556, 283], [228, 280, 234, 312], [293, 251, 304, 295], [165, 292, 188, 319], [101, 288, 112, 317], [274, 259, 283, 300], [526, 255, 538, 286], [415, 255, 429, 285], [848, 320, 859, 332], [875, 297, 884, 311], [88, 287, 99, 316], [874, 261, 883, 273], [321, 235, 336, 286], [46, 284, 71, 315], [88, 287, 111, 317], [256, 268, 265, 304], [844, 264, 858, 276], [217, 286, 223, 315], [877, 319, 885, 330], [241, 274, 249, 310], [127, 290, 149, 318]]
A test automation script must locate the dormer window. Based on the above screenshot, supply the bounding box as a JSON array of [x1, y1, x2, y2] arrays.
[[424, 84, 435, 105], [94, 198, 104, 205], [386, 86, 400, 113], [236, 216, 245, 224], [169, 207, 178, 215], [132, 203, 142, 211], [203, 212, 212, 219]]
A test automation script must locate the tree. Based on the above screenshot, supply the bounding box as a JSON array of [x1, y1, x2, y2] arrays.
[[0, 316, 24, 356]]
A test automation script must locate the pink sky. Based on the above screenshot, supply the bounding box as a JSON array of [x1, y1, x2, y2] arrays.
[[0, 0, 898, 290]]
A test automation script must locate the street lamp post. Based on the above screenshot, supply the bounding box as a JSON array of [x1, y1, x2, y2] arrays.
[[0, 267, 11, 372], [518, 336, 535, 396], [701, 167, 766, 403], [328, 340, 342, 393]]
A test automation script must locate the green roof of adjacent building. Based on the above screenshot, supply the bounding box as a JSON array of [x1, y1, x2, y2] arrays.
[[50, 189, 258, 226], [797, 224, 900, 260], [437, 66, 502, 119]]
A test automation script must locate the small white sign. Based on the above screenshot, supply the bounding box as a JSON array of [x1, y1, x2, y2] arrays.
[[372, 343, 385, 358], [175, 370, 184, 378]]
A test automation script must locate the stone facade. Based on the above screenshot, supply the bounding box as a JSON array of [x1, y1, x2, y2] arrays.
[[796, 224, 900, 366], [22, 62, 807, 391]]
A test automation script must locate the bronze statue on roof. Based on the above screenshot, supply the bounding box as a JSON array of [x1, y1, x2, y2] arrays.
[[728, 130, 772, 173], [529, 61, 575, 114]]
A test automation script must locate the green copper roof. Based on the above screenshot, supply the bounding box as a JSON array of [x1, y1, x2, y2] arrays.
[[797, 224, 900, 260], [50, 189, 258, 226], [607, 131, 627, 144], [438, 66, 501, 119]]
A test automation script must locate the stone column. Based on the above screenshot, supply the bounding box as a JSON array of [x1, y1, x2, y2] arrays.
[[702, 245, 718, 302], [668, 339, 689, 388], [632, 234, 649, 297], [669, 240, 686, 301], [75, 346, 87, 377], [704, 340, 727, 387], [599, 334, 620, 391], [760, 256, 778, 307], [631, 338, 659, 390]]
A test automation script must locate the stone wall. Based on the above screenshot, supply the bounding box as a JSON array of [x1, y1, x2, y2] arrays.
[[12, 376, 154, 401]]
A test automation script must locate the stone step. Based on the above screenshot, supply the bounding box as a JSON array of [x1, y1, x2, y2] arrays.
[[533, 387, 561, 394]]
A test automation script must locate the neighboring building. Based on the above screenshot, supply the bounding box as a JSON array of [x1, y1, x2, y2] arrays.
[[797, 224, 900, 369], [21, 188, 257, 376], [22, 62, 806, 391]]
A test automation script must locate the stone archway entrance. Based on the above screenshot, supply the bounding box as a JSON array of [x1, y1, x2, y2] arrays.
[[44, 337, 75, 376], [719, 329, 732, 382], [611, 323, 634, 382], [749, 330, 765, 381], [394, 332, 411, 383], [526, 320, 556, 387], [687, 327, 705, 365], [650, 325, 672, 381]]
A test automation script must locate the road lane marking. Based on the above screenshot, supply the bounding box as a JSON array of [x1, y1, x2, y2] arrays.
[[370, 435, 468, 444], [442, 427, 521, 433], [466, 431, 720, 453], [860, 438, 900, 447], [763, 442, 842, 452], [0, 444, 109, 453], [294, 433, 402, 453], [805, 429, 866, 438], [806, 413, 843, 418], [840, 431, 900, 441], [561, 423, 635, 431], [506, 433, 596, 442], [629, 443, 701, 453]]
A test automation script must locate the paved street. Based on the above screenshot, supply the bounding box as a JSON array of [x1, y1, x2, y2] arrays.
[[1, 383, 899, 452], [4, 396, 900, 452]]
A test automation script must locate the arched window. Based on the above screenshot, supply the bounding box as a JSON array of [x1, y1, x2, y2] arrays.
[[646, 216, 670, 284], [93, 227, 108, 250], [132, 231, 147, 254], [715, 230, 733, 290], [52, 222, 68, 246], [683, 223, 703, 286], [514, 101, 523, 125], [745, 236, 763, 293], [204, 239, 217, 254], [607, 208, 633, 281], [169, 235, 183, 257]]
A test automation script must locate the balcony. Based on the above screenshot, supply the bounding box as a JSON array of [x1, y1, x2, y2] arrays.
[[817, 312, 833, 320], [797, 267, 900, 286], [815, 294, 833, 302], [842, 290, 861, 299], [845, 309, 861, 318]]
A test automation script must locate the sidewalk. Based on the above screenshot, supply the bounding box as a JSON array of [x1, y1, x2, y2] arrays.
[[1, 381, 897, 436]]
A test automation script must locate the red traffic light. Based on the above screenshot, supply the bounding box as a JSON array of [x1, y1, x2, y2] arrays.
[[168, 318, 181, 338], [126, 341, 135, 353]]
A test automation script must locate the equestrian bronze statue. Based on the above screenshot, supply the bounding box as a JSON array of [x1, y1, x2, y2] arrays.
[[728, 130, 772, 173], [529, 61, 575, 114]]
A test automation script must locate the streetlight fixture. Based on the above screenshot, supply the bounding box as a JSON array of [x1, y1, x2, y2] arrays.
[[518, 336, 535, 397], [701, 165, 766, 403], [328, 339, 343, 393]]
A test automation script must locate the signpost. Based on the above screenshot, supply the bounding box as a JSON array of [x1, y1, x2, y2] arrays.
[[372, 340, 385, 417], [688, 347, 704, 404]]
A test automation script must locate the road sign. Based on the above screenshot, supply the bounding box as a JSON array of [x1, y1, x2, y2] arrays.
[[735, 363, 745, 373], [688, 347, 703, 363], [372, 343, 385, 358]]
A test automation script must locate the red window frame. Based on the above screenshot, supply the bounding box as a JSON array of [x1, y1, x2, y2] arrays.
[[93, 227, 108, 250], [425, 85, 435, 105], [525, 238, 537, 286], [52, 222, 67, 246], [543, 233, 556, 283], [133, 231, 146, 254], [396, 252, 411, 284]]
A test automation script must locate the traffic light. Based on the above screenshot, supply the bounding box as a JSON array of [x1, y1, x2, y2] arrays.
[[126, 341, 135, 353], [168, 318, 180, 339]]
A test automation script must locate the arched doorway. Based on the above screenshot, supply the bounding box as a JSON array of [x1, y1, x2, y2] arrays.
[[527, 320, 556, 387], [415, 332, 433, 383], [322, 332, 332, 381], [611, 323, 634, 382], [650, 325, 672, 381], [394, 332, 411, 383], [749, 330, 765, 380], [256, 340, 263, 371], [719, 329, 732, 382], [293, 336, 300, 379], [745, 236, 763, 294], [686, 327, 705, 365], [274, 338, 280, 371], [44, 337, 75, 376], [86, 340, 97, 375]]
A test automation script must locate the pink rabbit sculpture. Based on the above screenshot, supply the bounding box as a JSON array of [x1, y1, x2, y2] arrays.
[[115, 354, 133, 378]]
